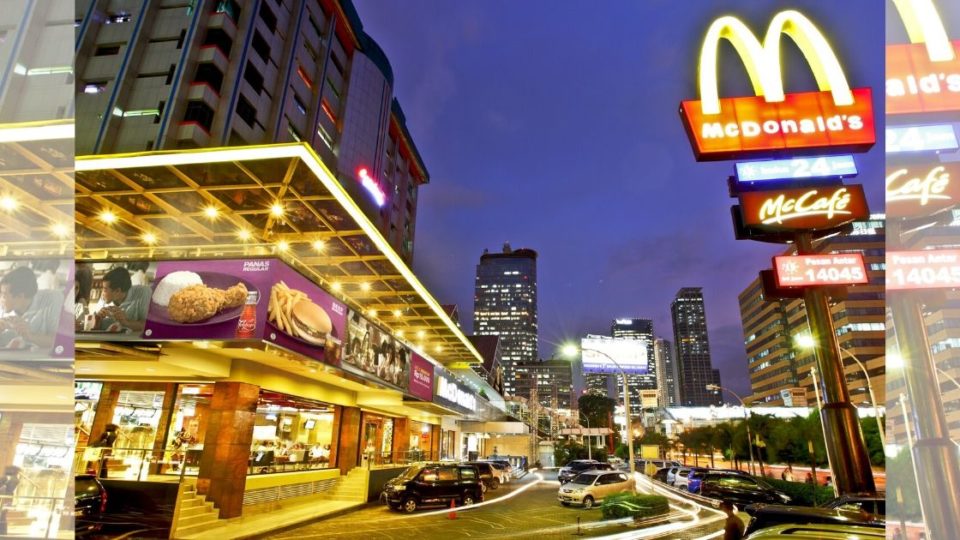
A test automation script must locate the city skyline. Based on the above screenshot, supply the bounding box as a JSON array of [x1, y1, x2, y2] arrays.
[[352, 0, 885, 399]]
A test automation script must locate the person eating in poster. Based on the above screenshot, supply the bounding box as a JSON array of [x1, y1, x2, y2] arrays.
[[0, 265, 62, 350], [94, 266, 150, 333]]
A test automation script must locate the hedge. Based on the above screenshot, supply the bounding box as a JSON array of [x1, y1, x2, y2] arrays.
[[600, 493, 670, 520], [763, 478, 835, 506]]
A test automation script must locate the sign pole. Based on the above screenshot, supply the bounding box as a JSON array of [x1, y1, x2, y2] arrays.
[[795, 233, 875, 495]]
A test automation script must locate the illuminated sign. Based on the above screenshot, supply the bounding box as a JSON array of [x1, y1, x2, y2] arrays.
[[887, 162, 960, 217], [680, 10, 875, 161], [888, 249, 960, 290], [435, 373, 477, 412], [772, 254, 869, 287], [886, 124, 959, 153], [739, 184, 869, 231], [736, 155, 857, 183], [581, 336, 648, 375], [887, 0, 959, 114], [357, 168, 386, 207]]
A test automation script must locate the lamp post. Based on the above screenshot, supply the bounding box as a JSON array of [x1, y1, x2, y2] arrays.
[[707, 384, 756, 476], [796, 334, 885, 445], [563, 344, 635, 474], [581, 414, 592, 461]]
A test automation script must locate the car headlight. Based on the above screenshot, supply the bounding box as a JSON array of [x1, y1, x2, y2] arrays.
[[778, 494, 790, 503], [391, 485, 405, 491]]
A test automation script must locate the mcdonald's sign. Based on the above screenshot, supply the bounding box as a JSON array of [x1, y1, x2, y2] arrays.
[[680, 10, 876, 161], [887, 0, 960, 114]]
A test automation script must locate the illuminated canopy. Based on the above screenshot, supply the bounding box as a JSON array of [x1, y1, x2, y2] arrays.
[[75, 143, 483, 366]]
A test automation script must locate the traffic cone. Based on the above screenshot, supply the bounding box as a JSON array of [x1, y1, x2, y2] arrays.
[[448, 499, 457, 519]]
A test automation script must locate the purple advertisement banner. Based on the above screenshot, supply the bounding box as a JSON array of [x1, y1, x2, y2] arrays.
[[343, 308, 410, 392], [263, 262, 346, 365], [408, 353, 434, 401], [0, 258, 73, 359]]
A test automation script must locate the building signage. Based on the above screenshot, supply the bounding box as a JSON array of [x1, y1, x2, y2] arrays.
[[735, 155, 858, 183], [680, 11, 875, 161], [888, 249, 960, 290], [886, 162, 960, 217], [772, 254, 869, 287], [433, 369, 477, 413], [343, 308, 411, 392], [408, 353, 434, 402], [887, 0, 960, 114], [739, 184, 869, 232], [581, 336, 648, 375], [886, 124, 959, 153]]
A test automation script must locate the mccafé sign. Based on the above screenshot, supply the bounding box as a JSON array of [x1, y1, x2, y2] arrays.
[[887, 0, 960, 114], [887, 162, 960, 217], [680, 10, 876, 161], [739, 184, 869, 232]]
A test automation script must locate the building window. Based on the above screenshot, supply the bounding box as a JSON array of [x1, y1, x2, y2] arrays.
[[293, 95, 307, 116], [297, 65, 313, 89], [214, 0, 241, 21], [94, 45, 121, 56], [287, 122, 302, 142], [194, 63, 224, 94], [183, 101, 215, 132], [83, 82, 107, 94], [203, 28, 233, 56], [252, 31, 270, 62], [259, 2, 278, 33], [106, 13, 131, 24], [244, 61, 264, 94], [320, 98, 336, 124], [236, 95, 257, 127]]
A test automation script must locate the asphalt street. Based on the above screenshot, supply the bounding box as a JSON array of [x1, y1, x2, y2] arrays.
[[264, 471, 725, 540]]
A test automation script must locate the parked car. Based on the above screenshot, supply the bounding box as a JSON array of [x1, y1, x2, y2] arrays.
[[742, 523, 885, 539], [558, 460, 612, 484], [75, 475, 107, 538], [652, 467, 671, 483], [686, 468, 710, 493], [821, 493, 885, 516], [666, 466, 681, 485], [483, 458, 515, 477], [698, 472, 791, 506], [383, 463, 484, 513], [557, 470, 635, 509], [483, 461, 511, 484], [466, 461, 500, 491], [675, 468, 703, 491], [743, 503, 884, 537]]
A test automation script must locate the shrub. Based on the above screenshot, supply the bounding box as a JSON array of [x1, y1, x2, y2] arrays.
[[764, 478, 835, 506], [600, 493, 670, 521]]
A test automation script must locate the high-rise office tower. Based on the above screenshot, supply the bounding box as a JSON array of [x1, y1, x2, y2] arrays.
[[655, 338, 680, 407], [75, 0, 428, 261], [473, 243, 538, 397], [671, 287, 722, 406], [739, 216, 885, 407], [514, 359, 574, 410], [610, 318, 656, 415]]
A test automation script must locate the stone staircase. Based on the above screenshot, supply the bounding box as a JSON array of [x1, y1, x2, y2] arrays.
[[172, 483, 221, 538], [315, 468, 368, 502]]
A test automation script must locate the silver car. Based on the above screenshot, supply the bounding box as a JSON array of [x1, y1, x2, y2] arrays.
[[557, 471, 635, 509]]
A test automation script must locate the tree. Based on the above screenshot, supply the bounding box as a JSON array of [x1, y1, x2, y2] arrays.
[[859, 416, 885, 467], [578, 394, 616, 428]]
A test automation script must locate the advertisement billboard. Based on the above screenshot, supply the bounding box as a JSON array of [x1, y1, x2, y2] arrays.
[[886, 162, 960, 218], [343, 308, 410, 391], [772, 254, 869, 287], [735, 155, 857, 183], [581, 337, 648, 375], [738, 184, 869, 232], [408, 353, 434, 401], [0, 258, 74, 359], [888, 250, 960, 290]]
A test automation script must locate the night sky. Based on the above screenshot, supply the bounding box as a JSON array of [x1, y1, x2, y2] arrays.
[[352, 0, 885, 400]]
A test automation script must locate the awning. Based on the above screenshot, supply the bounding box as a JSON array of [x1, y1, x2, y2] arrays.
[[75, 143, 482, 366]]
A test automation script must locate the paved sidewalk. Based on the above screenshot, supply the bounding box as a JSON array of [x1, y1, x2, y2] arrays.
[[177, 499, 364, 540]]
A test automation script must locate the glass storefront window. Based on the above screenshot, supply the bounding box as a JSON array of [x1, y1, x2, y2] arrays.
[[107, 390, 165, 480], [7, 423, 73, 537], [74, 381, 102, 448], [250, 391, 336, 475], [408, 421, 433, 462], [360, 413, 394, 467], [161, 384, 213, 476]]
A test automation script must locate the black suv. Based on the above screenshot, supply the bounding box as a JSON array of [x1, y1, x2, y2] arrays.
[[383, 463, 484, 513], [558, 460, 613, 484], [75, 475, 107, 538], [466, 461, 500, 491], [698, 472, 791, 506]]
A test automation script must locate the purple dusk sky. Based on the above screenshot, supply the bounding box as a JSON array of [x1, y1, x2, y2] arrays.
[[352, 0, 885, 400]]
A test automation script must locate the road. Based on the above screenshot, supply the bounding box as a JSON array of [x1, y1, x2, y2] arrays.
[[264, 471, 725, 540]]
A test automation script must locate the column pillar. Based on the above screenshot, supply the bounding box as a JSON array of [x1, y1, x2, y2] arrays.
[[0, 414, 22, 470], [392, 417, 409, 463], [196, 382, 258, 519], [334, 407, 361, 474]]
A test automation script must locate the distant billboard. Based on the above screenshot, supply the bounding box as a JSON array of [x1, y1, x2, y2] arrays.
[[581, 337, 648, 375]]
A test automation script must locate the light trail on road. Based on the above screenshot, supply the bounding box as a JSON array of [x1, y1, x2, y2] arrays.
[[388, 472, 547, 520]]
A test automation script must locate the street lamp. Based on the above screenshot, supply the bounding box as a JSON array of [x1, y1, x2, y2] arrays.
[[796, 334, 885, 443], [563, 343, 636, 474], [706, 383, 756, 476], [580, 414, 592, 461]]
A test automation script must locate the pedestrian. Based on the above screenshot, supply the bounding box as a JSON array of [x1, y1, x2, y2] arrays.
[[720, 500, 744, 540], [781, 465, 795, 482], [892, 527, 904, 540], [805, 472, 814, 484]]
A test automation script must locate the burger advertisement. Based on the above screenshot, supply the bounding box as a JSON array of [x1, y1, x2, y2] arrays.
[[343, 308, 410, 392]]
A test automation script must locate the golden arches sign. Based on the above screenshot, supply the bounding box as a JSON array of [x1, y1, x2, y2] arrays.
[[892, 0, 954, 62]]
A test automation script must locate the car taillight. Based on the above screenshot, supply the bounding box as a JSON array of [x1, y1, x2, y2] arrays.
[[99, 489, 108, 513]]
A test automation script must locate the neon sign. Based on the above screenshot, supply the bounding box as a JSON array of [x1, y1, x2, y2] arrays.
[[886, 162, 960, 217], [357, 168, 386, 207], [888, 0, 960, 114], [888, 249, 960, 290], [773, 254, 869, 287], [680, 10, 875, 160], [739, 184, 869, 231], [735, 155, 857, 183], [886, 124, 959, 153]]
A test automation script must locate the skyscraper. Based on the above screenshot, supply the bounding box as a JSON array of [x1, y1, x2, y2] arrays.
[[610, 318, 656, 416], [75, 0, 428, 261], [473, 244, 538, 396], [655, 338, 680, 407], [514, 359, 574, 409], [671, 287, 722, 406]]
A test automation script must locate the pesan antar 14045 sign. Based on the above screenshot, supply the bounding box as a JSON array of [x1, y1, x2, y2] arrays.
[[680, 10, 876, 161], [773, 253, 869, 287], [739, 184, 869, 232]]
